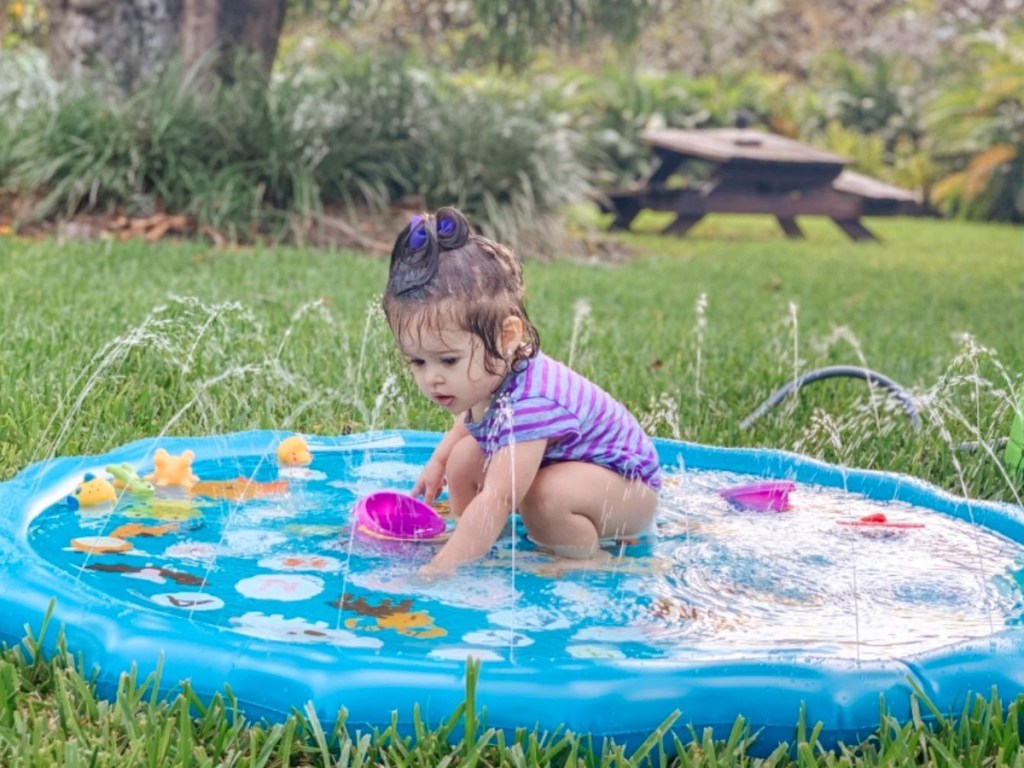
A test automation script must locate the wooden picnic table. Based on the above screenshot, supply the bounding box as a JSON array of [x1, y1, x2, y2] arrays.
[[600, 128, 920, 242]]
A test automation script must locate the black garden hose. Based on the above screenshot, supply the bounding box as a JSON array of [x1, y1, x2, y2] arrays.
[[739, 365, 922, 431]]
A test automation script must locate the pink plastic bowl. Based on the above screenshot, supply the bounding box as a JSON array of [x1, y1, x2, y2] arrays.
[[719, 481, 796, 512], [353, 491, 447, 540]]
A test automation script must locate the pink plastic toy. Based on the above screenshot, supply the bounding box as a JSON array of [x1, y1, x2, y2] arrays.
[[720, 481, 795, 512], [353, 491, 448, 541]]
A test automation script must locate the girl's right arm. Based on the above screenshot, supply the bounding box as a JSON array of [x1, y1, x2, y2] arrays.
[[421, 438, 546, 577], [411, 415, 470, 504]]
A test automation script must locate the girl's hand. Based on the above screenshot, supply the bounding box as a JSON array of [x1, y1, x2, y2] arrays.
[[411, 457, 446, 505]]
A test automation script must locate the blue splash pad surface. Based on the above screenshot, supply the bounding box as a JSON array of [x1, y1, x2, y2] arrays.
[[3, 429, 1024, 753]]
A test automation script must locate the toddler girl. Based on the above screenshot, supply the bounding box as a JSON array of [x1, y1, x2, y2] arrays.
[[382, 207, 660, 577]]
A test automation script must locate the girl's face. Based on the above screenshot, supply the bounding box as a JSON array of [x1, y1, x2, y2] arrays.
[[398, 326, 507, 418]]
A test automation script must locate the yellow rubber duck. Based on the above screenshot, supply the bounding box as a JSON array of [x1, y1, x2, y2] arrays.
[[276, 435, 312, 467]]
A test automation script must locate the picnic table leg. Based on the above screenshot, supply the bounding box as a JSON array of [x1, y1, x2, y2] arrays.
[[832, 218, 878, 242], [775, 216, 804, 239], [662, 214, 705, 236], [609, 199, 642, 231], [645, 153, 685, 186]]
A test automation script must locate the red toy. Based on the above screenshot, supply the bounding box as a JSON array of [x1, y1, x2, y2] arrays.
[[837, 512, 924, 530]]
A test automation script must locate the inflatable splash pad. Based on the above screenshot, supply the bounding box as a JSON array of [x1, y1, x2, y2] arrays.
[[3, 429, 1024, 753]]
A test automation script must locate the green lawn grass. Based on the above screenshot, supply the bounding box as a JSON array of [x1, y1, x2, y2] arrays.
[[1, 216, 1024, 765], [2, 215, 1021, 496]]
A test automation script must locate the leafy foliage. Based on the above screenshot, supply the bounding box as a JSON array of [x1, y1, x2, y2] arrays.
[[807, 53, 928, 152], [926, 26, 1024, 222], [549, 66, 779, 189], [470, 0, 657, 71], [4, 7, 1024, 236], [297, 52, 427, 212], [1, 0, 46, 49], [287, 0, 659, 72], [407, 73, 588, 250], [0, 49, 585, 248]]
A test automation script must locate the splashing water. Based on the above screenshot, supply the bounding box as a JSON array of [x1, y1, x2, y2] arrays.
[[21, 437, 1024, 664], [694, 292, 708, 400], [789, 333, 1023, 506], [655, 470, 1023, 659], [25, 295, 411, 477], [640, 391, 682, 441], [788, 300, 801, 392], [566, 298, 591, 371]]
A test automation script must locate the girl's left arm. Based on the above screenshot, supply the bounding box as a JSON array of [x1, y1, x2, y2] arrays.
[[421, 438, 547, 576], [412, 414, 469, 504]]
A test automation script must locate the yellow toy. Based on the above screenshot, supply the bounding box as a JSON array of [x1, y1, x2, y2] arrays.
[[276, 435, 312, 467], [66, 473, 117, 509], [145, 448, 198, 489]]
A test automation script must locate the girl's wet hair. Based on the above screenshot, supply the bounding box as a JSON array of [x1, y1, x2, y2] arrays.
[[383, 207, 540, 374]]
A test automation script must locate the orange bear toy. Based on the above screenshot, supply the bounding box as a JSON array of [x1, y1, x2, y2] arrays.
[[146, 448, 199, 489]]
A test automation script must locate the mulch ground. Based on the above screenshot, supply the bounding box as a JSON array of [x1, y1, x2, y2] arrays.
[[0, 194, 400, 251], [0, 195, 631, 262]]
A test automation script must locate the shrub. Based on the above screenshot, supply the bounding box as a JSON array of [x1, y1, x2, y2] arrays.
[[0, 48, 591, 247], [808, 53, 929, 153], [548, 66, 779, 189], [405, 73, 590, 252], [926, 27, 1024, 222]]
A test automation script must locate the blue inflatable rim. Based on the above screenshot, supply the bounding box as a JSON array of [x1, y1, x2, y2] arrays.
[[1, 429, 1023, 754]]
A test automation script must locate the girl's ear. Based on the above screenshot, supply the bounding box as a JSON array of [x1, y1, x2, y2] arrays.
[[500, 316, 524, 355]]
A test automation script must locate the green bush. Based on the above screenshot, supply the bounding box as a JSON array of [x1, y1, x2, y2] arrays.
[[807, 53, 929, 153], [3, 35, 1022, 238], [0, 50, 590, 247], [303, 53, 427, 212], [0, 49, 57, 190], [407, 74, 589, 250], [926, 27, 1024, 222], [548, 66, 778, 188]]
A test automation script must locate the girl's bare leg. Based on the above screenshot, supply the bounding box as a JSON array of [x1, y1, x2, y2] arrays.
[[444, 435, 487, 517], [519, 462, 658, 558]]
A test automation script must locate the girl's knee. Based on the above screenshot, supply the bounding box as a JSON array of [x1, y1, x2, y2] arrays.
[[522, 467, 657, 540], [519, 470, 567, 514]]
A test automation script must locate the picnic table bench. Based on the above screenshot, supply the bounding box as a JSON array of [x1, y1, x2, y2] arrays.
[[599, 128, 921, 242]]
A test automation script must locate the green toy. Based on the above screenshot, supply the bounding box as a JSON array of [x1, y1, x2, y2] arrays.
[[105, 463, 156, 498], [1007, 396, 1024, 479]]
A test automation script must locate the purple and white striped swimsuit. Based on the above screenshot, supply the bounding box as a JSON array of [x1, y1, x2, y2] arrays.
[[464, 352, 661, 490]]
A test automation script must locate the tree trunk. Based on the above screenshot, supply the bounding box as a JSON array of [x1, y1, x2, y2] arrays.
[[43, 0, 183, 91], [181, 0, 286, 83], [42, 0, 286, 91]]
